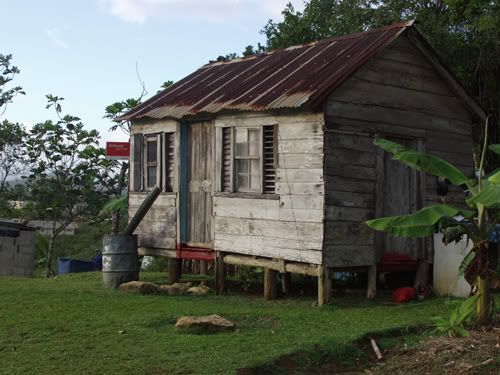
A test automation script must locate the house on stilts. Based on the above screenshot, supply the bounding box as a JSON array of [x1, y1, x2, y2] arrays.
[[120, 20, 486, 304]]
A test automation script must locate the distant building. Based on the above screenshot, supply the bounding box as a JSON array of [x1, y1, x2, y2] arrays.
[[28, 220, 79, 236], [0, 220, 36, 277]]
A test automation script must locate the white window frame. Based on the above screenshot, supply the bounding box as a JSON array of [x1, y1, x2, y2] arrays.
[[143, 133, 161, 190]]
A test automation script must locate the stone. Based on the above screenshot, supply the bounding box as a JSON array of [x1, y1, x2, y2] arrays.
[[171, 282, 193, 291], [187, 285, 211, 296], [119, 281, 162, 294], [175, 315, 235, 333], [159, 284, 184, 296]]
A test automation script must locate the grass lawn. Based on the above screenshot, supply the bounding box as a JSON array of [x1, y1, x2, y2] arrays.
[[0, 272, 468, 374]]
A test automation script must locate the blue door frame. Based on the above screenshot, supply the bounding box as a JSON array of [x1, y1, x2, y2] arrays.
[[179, 121, 189, 243]]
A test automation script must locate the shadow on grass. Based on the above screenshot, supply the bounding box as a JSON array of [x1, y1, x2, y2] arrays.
[[237, 325, 432, 374]]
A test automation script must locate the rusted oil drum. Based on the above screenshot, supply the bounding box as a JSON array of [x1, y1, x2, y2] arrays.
[[102, 234, 139, 288]]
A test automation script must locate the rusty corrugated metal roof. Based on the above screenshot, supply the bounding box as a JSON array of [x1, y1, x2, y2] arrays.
[[122, 21, 414, 121]]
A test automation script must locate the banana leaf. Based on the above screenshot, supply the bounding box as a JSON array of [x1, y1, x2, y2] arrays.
[[375, 138, 470, 187], [99, 196, 128, 216], [489, 144, 500, 155], [466, 184, 500, 208], [366, 204, 466, 238]]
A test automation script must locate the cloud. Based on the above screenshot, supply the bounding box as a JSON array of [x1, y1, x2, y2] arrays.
[[45, 27, 69, 49], [98, 0, 303, 24]]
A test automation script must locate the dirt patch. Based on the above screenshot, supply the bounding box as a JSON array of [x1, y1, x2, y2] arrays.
[[372, 325, 500, 374]]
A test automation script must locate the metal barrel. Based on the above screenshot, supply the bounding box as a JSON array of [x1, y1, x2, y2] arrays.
[[102, 234, 139, 288]]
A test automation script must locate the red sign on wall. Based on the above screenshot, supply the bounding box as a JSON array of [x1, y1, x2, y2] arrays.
[[106, 142, 130, 160]]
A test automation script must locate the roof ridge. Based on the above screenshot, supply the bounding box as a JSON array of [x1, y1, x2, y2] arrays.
[[204, 20, 415, 67]]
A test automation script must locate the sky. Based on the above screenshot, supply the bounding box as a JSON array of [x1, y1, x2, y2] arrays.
[[1, 0, 304, 143]]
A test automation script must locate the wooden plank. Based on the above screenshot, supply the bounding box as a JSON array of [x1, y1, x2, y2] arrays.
[[318, 265, 331, 306], [376, 36, 432, 67], [213, 196, 280, 220], [278, 153, 324, 169], [325, 176, 375, 194], [279, 122, 323, 140], [135, 220, 176, 237], [325, 191, 374, 209], [325, 206, 374, 222], [325, 131, 377, 153], [215, 235, 322, 264], [138, 235, 176, 250], [367, 265, 377, 299], [326, 101, 471, 136], [279, 208, 323, 223], [215, 232, 322, 251], [326, 147, 376, 167], [325, 163, 376, 181], [278, 138, 323, 154], [132, 119, 178, 134], [356, 55, 452, 96], [324, 222, 374, 245], [128, 206, 176, 222], [324, 245, 375, 267], [276, 182, 324, 195], [407, 30, 486, 121], [331, 77, 471, 122], [280, 195, 324, 210], [129, 193, 176, 207], [276, 168, 324, 183], [264, 269, 278, 301]]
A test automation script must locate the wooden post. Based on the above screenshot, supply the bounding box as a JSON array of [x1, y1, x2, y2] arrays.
[[200, 260, 207, 275], [281, 272, 291, 295], [367, 265, 377, 299], [264, 269, 278, 301], [413, 260, 429, 290], [168, 258, 181, 284], [215, 252, 225, 295], [318, 266, 331, 306]]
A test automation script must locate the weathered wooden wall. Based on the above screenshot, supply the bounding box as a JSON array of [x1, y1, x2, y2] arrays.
[[213, 112, 325, 264], [0, 229, 36, 277], [129, 119, 179, 253], [324, 34, 475, 268]]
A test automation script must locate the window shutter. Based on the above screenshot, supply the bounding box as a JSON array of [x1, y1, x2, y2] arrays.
[[164, 132, 175, 192], [263, 125, 277, 194], [221, 127, 232, 192], [133, 133, 143, 192]]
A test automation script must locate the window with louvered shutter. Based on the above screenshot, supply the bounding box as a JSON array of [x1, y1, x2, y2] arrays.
[[221, 127, 232, 192], [262, 125, 277, 194], [221, 125, 277, 194], [164, 132, 175, 192]]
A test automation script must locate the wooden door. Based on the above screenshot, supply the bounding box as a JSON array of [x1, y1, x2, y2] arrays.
[[187, 121, 214, 247], [376, 137, 422, 260]]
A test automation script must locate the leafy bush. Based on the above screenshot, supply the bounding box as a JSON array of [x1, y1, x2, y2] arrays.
[[431, 295, 479, 337]]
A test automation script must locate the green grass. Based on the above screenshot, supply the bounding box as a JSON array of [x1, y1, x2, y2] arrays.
[[0, 272, 459, 375]]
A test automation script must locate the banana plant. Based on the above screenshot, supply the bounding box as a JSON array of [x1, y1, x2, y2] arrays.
[[366, 117, 498, 325]]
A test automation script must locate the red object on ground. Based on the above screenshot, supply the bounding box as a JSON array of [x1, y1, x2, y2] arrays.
[[393, 287, 416, 303], [106, 142, 130, 160]]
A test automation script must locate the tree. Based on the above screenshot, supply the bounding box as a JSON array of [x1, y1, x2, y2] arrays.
[[26, 95, 114, 277], [103, 97, 142, 233], [0, 53, 25, 115], [262, 0, 500, 122], [0, 120, 26, 195], [366, 116, 498, 325], [0, 53, 27, 212]]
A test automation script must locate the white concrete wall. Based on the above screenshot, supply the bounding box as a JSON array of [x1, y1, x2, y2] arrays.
[[433, 233, 471, 297]]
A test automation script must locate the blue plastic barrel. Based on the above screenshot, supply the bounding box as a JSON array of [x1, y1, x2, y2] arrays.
[[57, 257, 96, 275]]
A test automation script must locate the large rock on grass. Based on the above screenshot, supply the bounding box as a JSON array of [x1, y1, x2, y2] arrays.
[[119, 281, 162, 294], [175, 315, 235, 333], [187, 285, 211, 296]]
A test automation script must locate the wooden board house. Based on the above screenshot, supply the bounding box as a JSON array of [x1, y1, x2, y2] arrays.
[[121, 21, 486, 304]]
